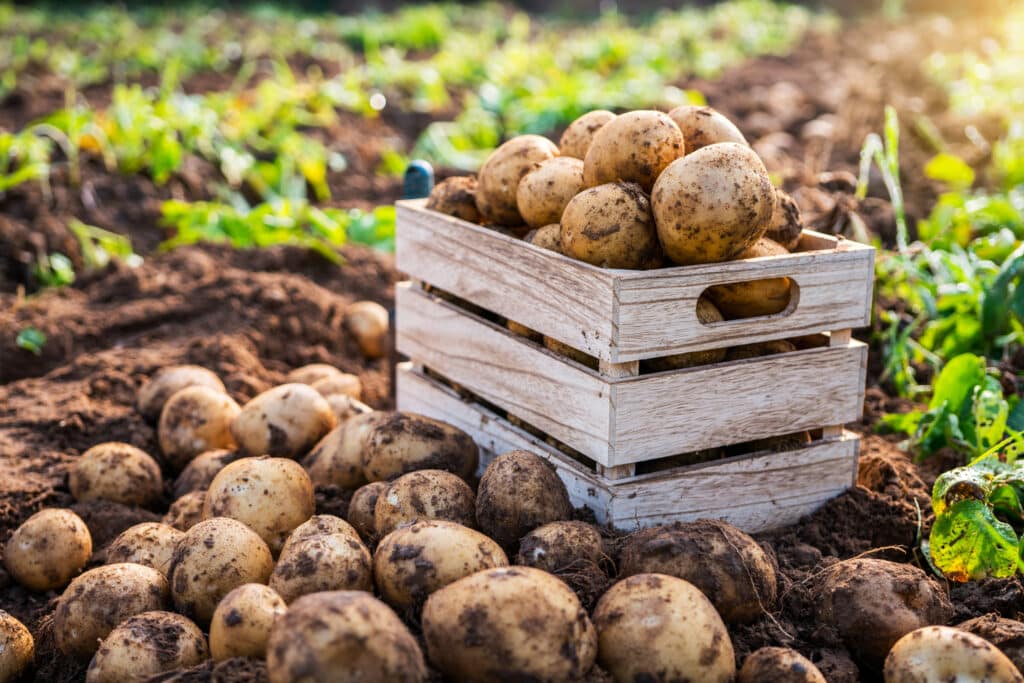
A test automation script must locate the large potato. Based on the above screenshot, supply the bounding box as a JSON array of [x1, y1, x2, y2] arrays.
[[286, 363, 345, 386], [620, 519, 777, 624], [426, 176, 481, 223], [204, 456, 315, 554], [282, 514, 362, 553], [594, 573, 735, 683], [374, 520, 508, 609], [106, 522, 183, 576], [159, 386, 241, 470], [267, 591, 427, 683], [347, 481, 388, 541], [4, 508, 92, 592], [69, 442, 163, 508], [707, 238, 793, 318], [516, 520, 605, 574], [269, 532, 373, 604], [884, 626, 1023, 683], [422, 566, 596, 682], [374, 469, 476, 536], [231, 383, 335, 459], [85, 611, 207, 682], [958, 614, 1024, 673], [642, 297, 727, 372], [477, 450, 573, 548], [561, 182, 662, 269], [559, 110, 616, 159], [475, 135, 559, 225], [137, 365, 225, 422], [0, 611, 33, 682], [302, 423, 368, 491], [516, 156, 585, 229], [668, 105, 747, 154], [362, 412, 478, 482], [583, 110, 684, 191], [652, 142, 775, 265], [173, 448, 237, 498], [739, 647, 826, 683], [209, 583, 286, 661]]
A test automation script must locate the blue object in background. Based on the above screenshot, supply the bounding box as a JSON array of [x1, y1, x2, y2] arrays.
[[403, 160, 435, 199]]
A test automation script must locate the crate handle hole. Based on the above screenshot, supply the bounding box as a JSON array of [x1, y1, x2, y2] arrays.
[[698, 280, 800, 324]]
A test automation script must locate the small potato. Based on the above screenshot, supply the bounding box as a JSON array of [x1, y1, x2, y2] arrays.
[[362, 412, 479, 483], [231, 383, 335, 459], [958, 614, 1024, 673], [344, 300, 390, 360], [137, 365, 225, 422], [726, 339, 798, 360], [423, 566, 596, 683], [0, 611, 33, 681], [583, 110, 684, 191], [159, 386, 241, 470], [311, 373, 362, 401], [476, 135, 559, 225], [620, 519, 777, 624], [204, 456, 314, 555], [4, 508, 92, 592], [209, 583, 286, 661], [267, 591, 426, 683], [668, 105, 747, 155], [69, 442, 163, 508], [516, 157, 585, 229], [561, 182, 661, 269], [425, 176, 481, 223], [348, 482, 388, 541], [86, 611, 207, 683], [543, 336, 598, 369], [642, 297, 727, 372], [559, 110, 616, 159], [162, 490, 206, 531], [282, 514, 362, 554], [169, 517, 274, 625], [524, 223, 563, 253], [476, 450, 573, 548], [884, 626, 1023, 683], [286, 363, 344, 386], [55, 563, 170, 659], [707, 238, 793, 318], [815, 558, 954, 665], [652, 142, 775, 265], [595, 573, 735, 683], [303, 423, 369, 491], [766, 189, 803, 250], [270, 532, 373, 604], [173, 448, 237, 499], [106, 523, 183, 576], [739, 647, 826, 683], [516, 520, 605, 574], [324, 393, 372, 424], [374, 520, 508, 609], [375, 470, 476, 536]]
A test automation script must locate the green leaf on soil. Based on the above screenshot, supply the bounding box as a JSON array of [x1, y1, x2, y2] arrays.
[[15, 327, 46, 355]]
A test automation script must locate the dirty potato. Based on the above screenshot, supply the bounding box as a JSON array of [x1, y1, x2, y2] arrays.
[[159, 386, 241, 470], [324, 393, 372, 424], [286, 363, 344, 386], [137, 365, 225, 422], [516, 520, 605, 574], [641, 297, 727, 372], [516, 157, 585, 229], [162, 490, 206, 531], [0, 611, 33, 681], [302, 422, 370, 491], [524, 223, 563, 253], [106, 522, 183, 577], [561, 181, 661, 269], [583, 110, 684, 191], [347, 481, 389, 541], [281, 514, 362, 554], [270, 532, 373, 604], [311, 373, 362, 402], [4, 508, 92, 592], [173, 448, 237, 499], [739, 647, 826, 683], [726, 339, 798, 360], [344, 301, 390, 359], [668, 105, 747, 154], [706, 238, 793, 318], [209, 583, 286, 661], [884, 626, 1023, 683], [559, 110, 616, 159], [958, 614, 1024, 673], [86, 611, 207, 683], [476, 135, 559, 225], [476, 450, 573, 548], [426, 175, 481, 223], [231, 383, 335, 459], [70, 442, 163, 508], [766, 189, 804, 250], [362, 412, 479, 482], [374, 469, 477, 536]]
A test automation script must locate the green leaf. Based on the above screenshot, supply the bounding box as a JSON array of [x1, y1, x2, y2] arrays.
[[925, 153, 976, 190], [15, 327, 46, 355], [929, 498, 1020, 581], [929, 353, 985, 412]]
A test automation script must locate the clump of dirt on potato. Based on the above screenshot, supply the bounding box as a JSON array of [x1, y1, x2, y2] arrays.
[[425, 176, 480, 224]]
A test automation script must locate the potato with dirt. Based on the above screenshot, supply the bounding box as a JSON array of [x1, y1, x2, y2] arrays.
[[0, 611, 34, 681], [595, 573, 735, 683], [561, 181, 662, 269], [641, 297, 727, 372], [4, 508, 92, 592], [302, 421, 371, 491], [270, 528, 373, 603], [54, 563, 170, 659], [374, 520, 508, 609], [766, 189, 804, 250], [374, 469, 477, 536], [815, 557, 954, 665], [706, 238, 793, 318], [559, 110, 616, 159], [958, 614, 1024, 673], [726, 339, 798, 360], [425, 175, 481, 223], [163, 490, 206, 531], [323, 393, 372, 424], [516, 156, 585, 228], [209, 583, 287, 661], [311, 373, 362, 401], [69, 442, 164, 508], [652, 142, 775, 265], [524, 223, 563, 253], [106, 522, 183, 576], [344, 300, 390, 359], [347, 481, 389, 541], [884, 626, 1023, 683], [159, 385, 241, 470], [668, 105, 747, 154], [422, 566, 596, 683], [475, 135, 559, 225], [267, 591, 427, 683], [362, 412, 479, 482], [619, 519, 777, 624], [169, 517, 274, 625], [476, 449, 573, 549], [281, 514, 362, 553], [286, 363, 346, 386], [137, 365, 225, 422], [85, 610, 208, 683], [204, 456, 315, 554], [231, 383, 335, 459], [173, 448, 237, 498], [583, 110, 684, 191], [739, 647, 827, 683], [516, 520, 605, 574]]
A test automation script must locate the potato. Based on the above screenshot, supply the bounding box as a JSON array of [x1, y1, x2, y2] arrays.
[[311, 373, 362, 401], [425, 175, 480, 223], [642, 297, 727, 372], [374, 520, 508, 609], [543, 336, 599, 369], [169, 517, 274, 625], [137, 365, 225, 422], [884, 626, 1023, 683], [267, 591, 426, 683], [285, 363, 345, 386], [209, 583, 286, 661], [344, 300, 390, 360], [559, 110, 616, 159], [668, 105, 747, 155], [516, 520, 605, 573], [86, 611, 207, 682], [423, 566, 596, 682], [476, 135, 559, 225], [524, 223, 563, 253], [958, 614, 1024, 673], [159, 386, 241, 470], [4, 508, 92, 592], [726, 339, 798, 360], [739, 647, 826, 683], [583, 110, 684, 191], [302, 423, 369, 491], [766, 189, 803, 250], [374, 469, 476, 536], [106, 523, 183, 576], [282, 514, 361, 554], [162, 490, 205, 531], [595, 573, 735, 683], [561, 182, 661, 269], [69, 442, 163, 508], [0, 611, 33, 681], [348, 482, 388, 541], [815, 558, 954, 664], [173, 448, 236, 499], [362, 412, 479, 482], [652, 142, 775, 265], [476, 450, 573, 548], [707, 238, 793, 318], [620, 519, 777, 624], [270, 532, 373, 604], [55, 563, 170, 659], [515, 157, 585, 229], [324, 393, 371, 424], [231, 383, 335, 459]]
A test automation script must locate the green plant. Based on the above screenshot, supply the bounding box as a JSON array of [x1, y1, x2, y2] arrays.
[[32, 252, 75, 288], [15, 327, 46, 355]]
